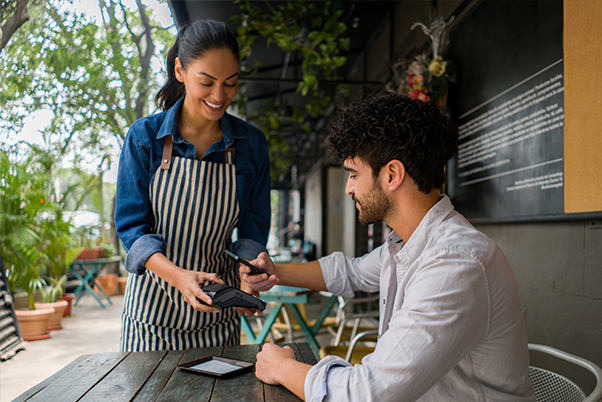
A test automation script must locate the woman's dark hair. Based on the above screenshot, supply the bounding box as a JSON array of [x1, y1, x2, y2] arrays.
[[326, 91, 458, 194], [155, 19, 240, 111]]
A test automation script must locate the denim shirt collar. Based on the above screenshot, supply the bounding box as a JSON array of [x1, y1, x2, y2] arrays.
[[155, 97, 247, 152]]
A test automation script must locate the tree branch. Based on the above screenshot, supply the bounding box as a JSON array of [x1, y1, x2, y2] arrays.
[[133, 0, 154, 119], [1, 0, 30, 51]]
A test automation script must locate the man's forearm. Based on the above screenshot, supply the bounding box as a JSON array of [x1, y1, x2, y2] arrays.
[[275, 359, 313, 400], [274, 260, 327, 291]]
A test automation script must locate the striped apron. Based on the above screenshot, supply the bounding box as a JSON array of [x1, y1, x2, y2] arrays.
[[121, 135, 240, 351]]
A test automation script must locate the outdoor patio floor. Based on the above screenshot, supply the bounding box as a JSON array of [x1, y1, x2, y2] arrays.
[[1, 294, 124, 402]]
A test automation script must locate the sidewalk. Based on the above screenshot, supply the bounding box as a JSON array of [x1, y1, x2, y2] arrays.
[[0, 294, 124, 402]]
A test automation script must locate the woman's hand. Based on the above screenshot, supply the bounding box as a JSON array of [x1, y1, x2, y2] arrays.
[[145, 252, 224, 313], [171, 269, 225, 313], [240, 252, 279, 292]]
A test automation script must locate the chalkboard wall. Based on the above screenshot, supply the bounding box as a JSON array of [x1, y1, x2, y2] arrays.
[[447, 0, 567, 222]]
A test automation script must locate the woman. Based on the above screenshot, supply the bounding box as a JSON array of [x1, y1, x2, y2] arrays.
[[115, 19, 270, 351]]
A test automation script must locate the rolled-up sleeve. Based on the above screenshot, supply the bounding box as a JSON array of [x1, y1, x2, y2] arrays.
[[304, 356, 353, 402], [318, 245, 385, 298], [124, 234, 166, 275], [115, 123, 166, 275]]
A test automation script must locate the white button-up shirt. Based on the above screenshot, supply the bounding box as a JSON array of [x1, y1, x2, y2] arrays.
[[305, 195, 535, 402]]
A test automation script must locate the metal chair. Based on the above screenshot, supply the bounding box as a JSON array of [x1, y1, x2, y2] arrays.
[[272, 292, 379, 344], [322, 292, 379, 341], [319, 311, 379, 365], [528, 343, 602, 402]]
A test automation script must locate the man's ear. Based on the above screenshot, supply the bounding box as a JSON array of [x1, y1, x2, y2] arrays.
[[174, 57, 184, 82], [383, 160, 406, 191]]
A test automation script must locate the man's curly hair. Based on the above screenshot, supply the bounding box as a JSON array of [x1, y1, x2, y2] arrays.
[[326, 91, 458, 194]]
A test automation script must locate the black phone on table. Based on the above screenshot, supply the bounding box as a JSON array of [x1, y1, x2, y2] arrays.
[[224, 249, 269, 276]]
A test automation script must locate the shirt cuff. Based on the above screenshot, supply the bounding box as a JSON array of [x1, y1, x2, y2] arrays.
[[125, 234, 166, 275], [305, 355, 352, 402], [229, 238, 268, 260]]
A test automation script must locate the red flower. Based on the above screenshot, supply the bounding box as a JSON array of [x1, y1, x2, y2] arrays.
[[408, 89, 430, 102]]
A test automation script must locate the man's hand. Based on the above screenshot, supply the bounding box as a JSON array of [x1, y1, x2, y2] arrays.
[[256, 343, 311, 399], [255, 344, 297, 385], [240, 252, 279, 291]]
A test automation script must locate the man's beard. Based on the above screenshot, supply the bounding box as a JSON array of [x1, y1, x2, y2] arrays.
[[352, 180, 392, 225]]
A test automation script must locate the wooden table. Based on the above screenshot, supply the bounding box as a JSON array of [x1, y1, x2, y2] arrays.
[[13, 343, 317, 402]]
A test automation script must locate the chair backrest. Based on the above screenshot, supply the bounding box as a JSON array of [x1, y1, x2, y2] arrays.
[[529, 366, 586, 402], [528, 343, 602, 402]]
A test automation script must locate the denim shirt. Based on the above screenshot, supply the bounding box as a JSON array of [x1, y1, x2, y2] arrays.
[[115, 98, 271, 275]]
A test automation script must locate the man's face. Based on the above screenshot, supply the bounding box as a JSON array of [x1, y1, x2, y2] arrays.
[[344, 158, 393, 225]]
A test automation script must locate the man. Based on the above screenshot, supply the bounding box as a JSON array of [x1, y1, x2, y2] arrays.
[[242, 92, 535, 401]]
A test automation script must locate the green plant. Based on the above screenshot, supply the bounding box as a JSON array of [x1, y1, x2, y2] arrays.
[[0, 147, 50, 307], [233, 0, 348, 95], [41, 244, 81, 304], [77, 233, 117, 258], [38, 208, 80, 279], [6, 246, 48, 310], [0, 145, 83, 309], [43, 275, 67, 303], [231, 0, 350, 180]]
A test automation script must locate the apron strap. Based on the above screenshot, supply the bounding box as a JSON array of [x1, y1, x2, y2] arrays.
[[224, 144, 235, 164], [162, 136, 234, 168], [161, 135, 174, 170]]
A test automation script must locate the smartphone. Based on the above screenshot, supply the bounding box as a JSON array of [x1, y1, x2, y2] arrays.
[[224, 249, 269, 275]]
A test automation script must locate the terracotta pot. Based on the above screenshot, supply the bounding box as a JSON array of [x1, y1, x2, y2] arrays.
[[95, 273, 119, 296], [76, 248, 107, 260], [117, 277, 128, 295], [59, 293, 75, 317], [13, 290, 45, 309], [16, 307, 55, 341], [35, 300, 68, 330]]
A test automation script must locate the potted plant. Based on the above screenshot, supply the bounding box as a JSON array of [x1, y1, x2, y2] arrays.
[[57, 249, 81, 317], [95, 271, 119, 296], [76, 247, 107, 260], [35, 275, 68, 330], [0, 148, 55, 340], [8, 248, 56, 341], [37, 209, 82, 317]]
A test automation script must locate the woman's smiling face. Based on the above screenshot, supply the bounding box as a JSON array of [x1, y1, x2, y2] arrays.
[[175, 47, 239, 122]]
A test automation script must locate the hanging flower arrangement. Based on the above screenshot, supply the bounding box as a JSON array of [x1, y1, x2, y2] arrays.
[[387, 16, 457, 107]]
